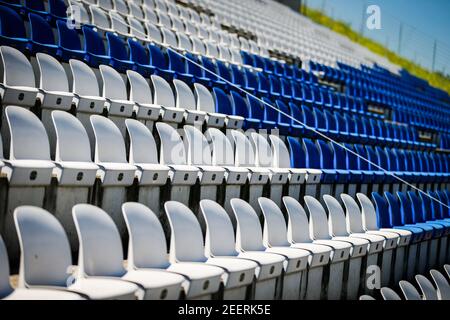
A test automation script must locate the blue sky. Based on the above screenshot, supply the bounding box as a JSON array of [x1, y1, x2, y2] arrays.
[[305, 0, 450, 74]]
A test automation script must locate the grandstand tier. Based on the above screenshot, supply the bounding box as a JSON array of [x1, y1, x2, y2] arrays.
[[0, 0, 449, 300]]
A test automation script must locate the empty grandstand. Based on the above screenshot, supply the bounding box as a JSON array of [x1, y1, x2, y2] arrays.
[[0, 0, 449, 301]]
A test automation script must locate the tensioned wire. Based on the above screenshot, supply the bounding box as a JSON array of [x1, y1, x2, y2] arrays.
[[69, 8, 450, 210]]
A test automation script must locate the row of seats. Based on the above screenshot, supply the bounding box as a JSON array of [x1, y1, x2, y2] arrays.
[[360, 267, 450, 300], [2, 190, 448, 300]]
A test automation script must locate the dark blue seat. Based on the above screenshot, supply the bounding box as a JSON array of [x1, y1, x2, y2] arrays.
[[246, 95, 267, 130], [167, 48, 193, 84], [260, 97, 279, 131], [256, 72, 270, 97], [262, 57, 275, 74], [49, 0, 67, 21], [421, 192, 450, 228], [397, 192, 437, 238], [345, 144, 364, 183], [268, 75, 282, 99], [0, 0, 24, 15], [148, 43, 175, 80], [82, 26, 110, 67], [287, 137, 307, 169], [313, 108, 328, 136], [301, 105, 317, 138], [316, 139, 345, 183], [29, 13, 59, 55], [291, 80, 303, 103], [302, 138, 322, 173], [243, 68, 258, 92], [127, 38, 155, 76], [215, 60, 232, 85], [213, 87, 234, 120], [56, 19, 85, 60], [372, 192, 423, 243], [200, 56, 226, 88], [288, 102, 304, 136], [25, 0, 49, 21], [366, 145, 385, 184], [274, 100, 293, 136], [185, 52, 211, 87], [241, 50, 254, 67], [229, 90, 259, 130], [0, 5, 28, 50], [354, 144, 374, 183], [107, 32, 135, 73], [409, 192, 448, 236], [230, 64, 247, 90]]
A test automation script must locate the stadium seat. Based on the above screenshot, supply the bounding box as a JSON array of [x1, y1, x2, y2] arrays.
[[380, 287, 402, 300], [72, 203, 188, 300], [14, 206, 141, 299], [98, 65, 134, 136], [173, 79, 206, 125], [165, 201, 257, 300], [0, 46, 38, 108], [213, 87, 244, 129], [430, 269, 450, 300], [0, 6, 28, 51], [150, 74, 184, 125], [416, 274, 438, 300], [193, 83, 226, 128], [0, 235, 84, 300], [399, 280, 422, 300]]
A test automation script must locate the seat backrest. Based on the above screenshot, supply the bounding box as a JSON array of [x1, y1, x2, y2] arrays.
[[155, 122, 186, 165], [287, 137, 306, 169], [357, 193, 381, 231], [36, 53, 69, 93], [194, 83, 215, 114], [250, 133, 273, 168], [69, 59, 100, 96], [107, 32, 129, 61], [150, 75, 175, 108], [359, 295, 375, 300], [56, 19, 82, 51], [230, 130, 256, 167], [302, 138, 321, 169], [399, 280, 422, 300], [14, 206, 72, 287], [199, 199, 239, 257], [415, 275, 438, 300], [29, 13, 55, 45], [83, 26, 106, 56], [110, 11, 128, 35], [259, 197, 291, 247], [99, 65, 128, 101], [204, 128, 235, 167], [72, 204, 126, 277], [90, 115, 127, 163], [0, 236, 13, 298], [430, 270, 450, 300], [282, 196, 312, 243], [127, 70, 153, 105], [122, 202, 170, 269], [164, 201, 207, 263], [5, 106, 51, 161], [174, 79, 195, 111], [324, 195, 349, 237], [341, 194, 366, 233], [89, 6, 110, 30], [0, 46, 36, 88], [230, 199, 266, 252], [0, 6, 26, 39], [52, 111, 92, 163], [183, 125, 212, 166], [125, 119, 159, 165], [381, 287, 401, 300], [269, 135, 291, 169], [304, 196, 331, 240]]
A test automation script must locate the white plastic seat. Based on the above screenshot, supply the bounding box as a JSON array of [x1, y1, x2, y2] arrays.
[[145, 23, 163, 44], [110, 11, 129, 36], [230, 130, 269, 214], [112, 0, 128, 16], [165, 201, 256, 300], [171, 16, 186, 34], [359, 295, 375, 300], [125, 119, 169, 214], [430, 270, 450, 300], [173, 79, 206, 125], [416, 274, 438, 300], [250, 133, 289, 207], [0, 46, 38, 107], [90, 6, 113, 32], [14, 206, 139, 300], [176, 32, 192, 51], [380, 287, 401, 300], [98, 0, 113, 11], [90, 115, 137, 234], [194, 83, 226, 128], [155, 122, 198, 205], [69, 59, 105, 141], [35, 53, 73, 113], [72, 204, 186, 300], [257, 197, 314, 299], [399, 280, 422, 300], [150, 75, 184, 124], [144, 8, 159, 25], [161, 27, 178, 48], [51, 111, 99, 251], [99, 65, 134, 136], [183, 125, 225, 186], [128, 2, 145, 21], [0, 234, 85, 300]]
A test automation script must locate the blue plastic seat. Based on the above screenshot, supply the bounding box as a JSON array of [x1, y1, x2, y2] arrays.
[[372, 192, 423, 243], [25, 0, 49, 21], [107, 32, 135, 73], [354, 144, 374, 183], [0, 0, 24, 14], [287, 137, 307, 169], [302, 138, 322, 172], [262, 57, 275, 74], [240, 50, 254, 67], [288, 102, 304, 136], [213, 87, 234, 120], [215, 60, 232, 84], [148, 43, 175, 80], [200, 56, 226, 88], [229, 90, 259, 129], [167, 48, 193, 84], [252, 53, 265, 70], [0, 5, 29, 50], [410, 192, 449, 235], [345, 144, 364, 183], [246, 95, 268, 130], [301, 105, 316, 138], [185, 52, 211, 87], [243, 68, 258, 92], [366, 146, 385, 184], [230, 64, 247, 90], [291, 81, 303, 103], [316, 139, 345, 184], [260, 97, 279, 131], [313, 108, 328, 136], [127, 38, 155, 76], [29, 13, 59, 55], [267, 75, 281, 99], [56, 19, 85, 60], [82, 26, 110, 67], [256, 72, 270, 97], [421, 192, 450, 228], [49, 0, 67, 21]]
